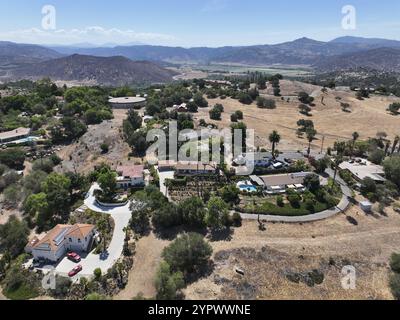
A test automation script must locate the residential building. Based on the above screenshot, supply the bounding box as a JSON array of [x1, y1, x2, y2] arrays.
[[259, 172, 313, 194], [339, 160, 386, 183], [175, 161, 218, 176], [116, 165, 145, 188], [233, 152, 271, 168], [0, 127, 31, 144], [25, 224, 96, 263]]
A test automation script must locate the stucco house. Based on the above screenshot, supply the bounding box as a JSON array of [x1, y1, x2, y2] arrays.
[[25, 224, 96, 263], [116, 165, 145, 189]]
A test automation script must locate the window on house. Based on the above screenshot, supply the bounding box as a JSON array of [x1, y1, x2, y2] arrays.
[[78, 238, 81, 243], [69, 238, 72, 242]]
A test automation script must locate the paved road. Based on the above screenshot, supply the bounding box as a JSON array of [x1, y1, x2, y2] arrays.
[[157, 169, 175, 198], [54, 183, 132, 278], [240, 169, 351, 223]]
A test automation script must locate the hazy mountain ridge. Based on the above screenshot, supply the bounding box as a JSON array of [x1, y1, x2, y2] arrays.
[[9, 54, 177, 85], [2, 36, 400, 82], [46, 36, 400, 67], [0, 41, 63, 68], [314, 47, 400, 72]]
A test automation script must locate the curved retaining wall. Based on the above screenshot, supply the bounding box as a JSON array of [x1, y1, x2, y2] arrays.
[[95, 199, 128, 208]]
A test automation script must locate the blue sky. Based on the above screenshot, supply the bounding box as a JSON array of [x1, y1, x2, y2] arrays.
[[0, 0, 400, 47]]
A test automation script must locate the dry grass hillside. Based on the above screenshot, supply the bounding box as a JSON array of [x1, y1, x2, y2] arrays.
[[195, 83, 400, 152], [185, 204, 400, 300]]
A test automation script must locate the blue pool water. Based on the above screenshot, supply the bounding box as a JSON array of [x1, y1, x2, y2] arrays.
[[239, 185, 257, 192]]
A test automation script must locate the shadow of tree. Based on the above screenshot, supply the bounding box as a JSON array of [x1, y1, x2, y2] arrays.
[[207, 228, 234, 242], [346, 216, 358, 226]]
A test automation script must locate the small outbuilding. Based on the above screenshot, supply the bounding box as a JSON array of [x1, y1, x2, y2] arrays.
[[360, 201, 373, 213]]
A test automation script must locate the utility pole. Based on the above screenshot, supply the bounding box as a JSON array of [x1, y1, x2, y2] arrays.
[[320, 135, 325, 154]]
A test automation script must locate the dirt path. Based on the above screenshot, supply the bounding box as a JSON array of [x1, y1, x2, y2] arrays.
[[115, 232, 170, 300]]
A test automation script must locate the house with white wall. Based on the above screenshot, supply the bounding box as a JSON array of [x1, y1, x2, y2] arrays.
[[116, 165, 145, 189], [25, 224, 96, 263]]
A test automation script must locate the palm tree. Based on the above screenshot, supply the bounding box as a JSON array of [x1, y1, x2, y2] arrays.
[[321, 87, 328, 104], [351, 132, 359, 158], [269, 130, 281, 159], [306, 129, 317, 158], [385, 141, 392, 156], [97, 217, 108, 252], [332, 155, 343, 189]]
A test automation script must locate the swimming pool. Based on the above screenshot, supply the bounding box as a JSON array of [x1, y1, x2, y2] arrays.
[[239, 185, 258, 192]]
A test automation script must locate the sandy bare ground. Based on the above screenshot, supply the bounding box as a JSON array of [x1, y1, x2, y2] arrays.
[[184, 204, 400, 300], [55, 109, 134, 174], [0, 207, 22, 225], [194, 86, 400, 152], [114, 232, 170, 300], [0, 288, 7, 300]]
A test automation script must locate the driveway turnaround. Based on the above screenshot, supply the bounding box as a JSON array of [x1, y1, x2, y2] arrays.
[[55, 183, 132, 278], [240, 169, 352, 223]]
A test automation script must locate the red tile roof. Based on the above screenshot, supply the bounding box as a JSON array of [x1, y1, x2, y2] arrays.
[[117, 165, 144, 178]]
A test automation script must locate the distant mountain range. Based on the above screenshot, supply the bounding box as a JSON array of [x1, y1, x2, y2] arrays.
[[314, 47, 400, 73], [10, 54, 177, 86], [2, 36, 400, 85], [45, 36, 400, 66], [0, 41, 62, 68]]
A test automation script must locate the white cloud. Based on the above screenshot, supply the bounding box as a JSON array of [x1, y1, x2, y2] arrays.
[[202, 0, 228, 13], [0, 26, 177, 45]]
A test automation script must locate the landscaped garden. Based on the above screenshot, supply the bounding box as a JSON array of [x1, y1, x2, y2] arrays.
[[238, 177, 342, 217]]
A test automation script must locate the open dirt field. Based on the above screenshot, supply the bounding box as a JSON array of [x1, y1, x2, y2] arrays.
[[115, 232, 171, 300], [55, 109, 134, 174], [194, 83, 400, 152], [184, 204, 400, 300]]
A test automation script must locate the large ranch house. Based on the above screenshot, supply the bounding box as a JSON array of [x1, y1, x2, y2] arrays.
[[339, 159, 386, 183], [157, 160, 219, 176], [0, 127, 31, 145], [250, 172, 312, 194], [175, 161, 218, 176], [25, 224, 96, 263]]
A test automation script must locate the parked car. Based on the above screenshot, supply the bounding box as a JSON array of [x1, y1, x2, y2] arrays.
[[67, 252, 81, 263], [68, 265, 82, 277]]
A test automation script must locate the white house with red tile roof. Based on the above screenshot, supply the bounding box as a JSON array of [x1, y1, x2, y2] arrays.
[[25, 224, 96, 263], [116, 165, 145, 189]]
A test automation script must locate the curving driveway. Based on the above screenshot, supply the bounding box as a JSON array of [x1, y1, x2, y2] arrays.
[[54, 183, 132, 278], [239, 169, 352, 223]]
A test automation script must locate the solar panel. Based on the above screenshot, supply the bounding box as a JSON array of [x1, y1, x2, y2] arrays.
[[53, 228, 70, 246]]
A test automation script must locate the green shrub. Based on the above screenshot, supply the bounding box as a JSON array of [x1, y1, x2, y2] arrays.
[[93, 268, 102, 280], [390, 273, 400, 300], [231, 212, 242, 227], [390, 253, 400, 273], [276, 196, 284, 207]]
